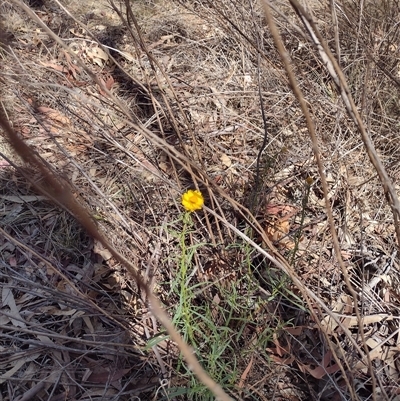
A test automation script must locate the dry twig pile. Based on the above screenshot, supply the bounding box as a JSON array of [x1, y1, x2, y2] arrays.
[[1, 0, 400, 400]]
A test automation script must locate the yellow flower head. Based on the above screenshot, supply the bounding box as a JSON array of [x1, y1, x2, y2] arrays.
[[181, 189, 204, 212]]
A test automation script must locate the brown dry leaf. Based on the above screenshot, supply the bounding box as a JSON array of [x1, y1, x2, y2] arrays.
[[220, 153, 232, 168], [62, 50, 82, 79], [38, 306, 77, 316], [0, 352, 41, 384], [266, 220, 295, 249], [265, 204, 284, 215], [69, 27, 86, 38], [320, 295, 353, 335], [365, 338, 399, 362], [37, 335, 58, 349], [94, 240, 112, 261], [40, 61, 68, 73], [0, 314, 10, 325], [283, 326, 305, 336], [105, 74, 115, 91], [238, 355, 253, 388], [147, 34, 176, 51], [340, 250, 353, 260], [86, 46, 109, 67], [264, 203, 298, 248], [266, 221, 286, 242], [97, 74, 115, 96], [1, 285, 26, 328], [265, 204, 297, 217], [268, 353, 295, 365], [83, 315, 95, 335], [70, 310, 86, 325], [297, 351, 340, 379], [37, 106, 70, 127], [159, 161, 169, 173], [272, 332, 291, 357], [343, 313, 393, 329], [87, 367, 131, 384], [266, 334, 294, 365]]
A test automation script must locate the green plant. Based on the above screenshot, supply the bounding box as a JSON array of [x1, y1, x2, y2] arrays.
[[162, 211, 290, 400]]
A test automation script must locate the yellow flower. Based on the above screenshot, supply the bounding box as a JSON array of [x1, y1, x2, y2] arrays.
[[181, 189, 204, 212]]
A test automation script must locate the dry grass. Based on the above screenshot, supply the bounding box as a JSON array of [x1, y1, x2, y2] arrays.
[[1, 0, 400, 400]]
